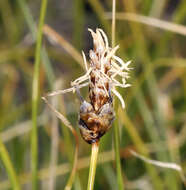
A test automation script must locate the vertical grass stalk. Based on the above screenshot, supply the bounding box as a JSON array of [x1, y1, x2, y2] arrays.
[[112, 0, 116, 47], [112, 0, 125, 189], [0, 140, 20, 190], [113, 121, 125, 190], [87, 142, 99, 190], [17, 0, 55, 89], [31, 0, 48, 189]]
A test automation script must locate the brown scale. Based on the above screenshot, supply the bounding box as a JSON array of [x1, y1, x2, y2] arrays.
[[78, 53, 115, 144], [89, 71, 109, 112]]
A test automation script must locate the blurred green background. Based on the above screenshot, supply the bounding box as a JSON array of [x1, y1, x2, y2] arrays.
[[0, 0, 186, 189]]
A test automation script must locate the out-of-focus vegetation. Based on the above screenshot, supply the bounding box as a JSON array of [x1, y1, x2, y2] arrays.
[[0, 0, 186, 189]]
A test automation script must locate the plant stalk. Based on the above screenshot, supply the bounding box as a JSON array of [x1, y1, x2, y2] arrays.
[[113, 122, 125, 190], [112, 0, 116, 47], [31, 0, 48, 189], [87, 142, 99, 190], [112, 0, 125, 189], [0, 140, 20, 190]]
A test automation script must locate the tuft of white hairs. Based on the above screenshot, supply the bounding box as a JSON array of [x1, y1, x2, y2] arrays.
[[71, 28, 131, 108]]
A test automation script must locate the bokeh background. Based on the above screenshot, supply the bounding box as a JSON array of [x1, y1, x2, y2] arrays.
[[0, 0, 186, 189]]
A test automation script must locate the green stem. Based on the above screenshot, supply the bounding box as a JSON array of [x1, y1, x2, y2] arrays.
[[0, 140, 20, 190], [87, 142, 99, 190], [17, 0, 55, 89], [112, 0, 124, 189], [114, 122, 125, 190], [31, 0, 48, 189], [112, 0, 116, 47]]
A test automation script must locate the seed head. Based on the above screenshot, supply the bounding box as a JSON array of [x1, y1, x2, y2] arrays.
[[72, 28, 131, 144]]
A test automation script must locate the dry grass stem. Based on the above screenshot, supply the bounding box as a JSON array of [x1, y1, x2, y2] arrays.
[[105, 12, 186, 36], [42, 96, 79, 190], [43, 25, 84, 68], [130, 150, 186, 184], [0, 115, 46, 143], [48, 81, 61, 190]]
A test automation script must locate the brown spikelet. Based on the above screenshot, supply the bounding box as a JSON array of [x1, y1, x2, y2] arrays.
[[71, 28, 131, 144]]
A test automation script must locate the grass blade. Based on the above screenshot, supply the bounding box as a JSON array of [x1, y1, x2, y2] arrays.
[[113, 120, 125, 190], [31, 0, 48, 189], [112, 0, 125, 189], [0, 140, 20, 190]]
